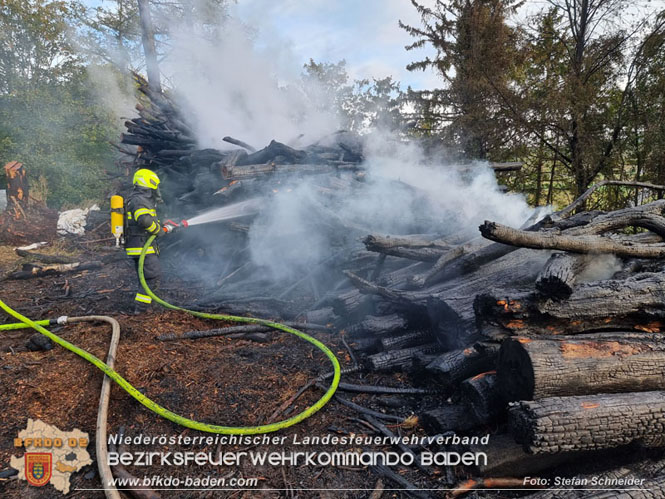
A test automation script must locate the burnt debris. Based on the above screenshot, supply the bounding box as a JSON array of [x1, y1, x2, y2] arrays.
[[117, 77, 665, 495]]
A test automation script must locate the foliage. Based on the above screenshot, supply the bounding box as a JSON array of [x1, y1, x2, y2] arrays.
[[302, 59, 404, 134], [3, 0, 665, 214], [403, 0, 665, 208], [400, 0, 524, 159], [76, 0, 141, 71], [76, 0, 231, 72], [0, 0, 81, 93], [0, 1, 116, 208]]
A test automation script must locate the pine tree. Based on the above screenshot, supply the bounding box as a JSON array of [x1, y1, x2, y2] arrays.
[[400, 0, 523, 159]]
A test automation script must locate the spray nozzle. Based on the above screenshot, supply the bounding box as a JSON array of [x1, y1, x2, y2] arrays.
[[162, 219, 190, 234]]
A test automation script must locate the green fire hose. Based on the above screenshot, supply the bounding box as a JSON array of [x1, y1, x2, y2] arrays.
[[0, 235, 341, 434]]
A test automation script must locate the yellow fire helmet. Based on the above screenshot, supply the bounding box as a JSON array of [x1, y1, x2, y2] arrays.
[[133, 169, 161, 190]]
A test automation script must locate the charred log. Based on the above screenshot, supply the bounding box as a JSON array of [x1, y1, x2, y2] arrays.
[[497, 335, 665, 401], [349, 336, 381, 353], [426, 343, 500, 386], [363, 234, 450, 262], [222, 136, 256, 153], [510, 391, 665, 454], [408, 246, 467, 288], [380, 330, 432, 350], [5, 261, 103, 280], [332, 288, 375, 319], [366, 344, 438, 372], [480, 219, 665, 258], [475, 273, 665, 335], [238, 140, 307, 165], [412, 208, 594, 287], [304, 307, 336, 325], [420, 404, 479, 434], [535, 253, 586, 299], [461, 371, 503, 423], [345, 314, 408, 338], [222, 162, 356, 181], [346, 250, 547, 348], [463, 434, 587, 478], [14, 249, 76, 264], [363, 234, 450, 251]]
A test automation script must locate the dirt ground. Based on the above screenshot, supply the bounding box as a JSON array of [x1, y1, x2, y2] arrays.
[[0, 210, 449, 498]]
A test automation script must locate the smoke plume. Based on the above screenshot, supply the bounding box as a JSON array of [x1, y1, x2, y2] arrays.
[[96, 7, 538, 287]]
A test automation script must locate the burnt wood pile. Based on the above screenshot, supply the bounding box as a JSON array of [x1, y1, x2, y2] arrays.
[[334, 181, 665, 492], [119, 74, 365, 216], [119, 84, 665, 492]]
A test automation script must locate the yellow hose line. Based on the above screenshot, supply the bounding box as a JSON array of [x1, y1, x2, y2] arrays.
[[0, 235, 340, 434], [0, 319, 52, 330]]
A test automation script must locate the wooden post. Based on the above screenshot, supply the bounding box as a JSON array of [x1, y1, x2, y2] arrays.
[[137, 0, 161, 93], [4, 161, 29, 217]]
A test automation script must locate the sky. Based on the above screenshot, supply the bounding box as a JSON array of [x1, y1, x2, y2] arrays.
[[231, 0, 440, 90], [84, 0, 665, 91], [84, 0, 440, 90]]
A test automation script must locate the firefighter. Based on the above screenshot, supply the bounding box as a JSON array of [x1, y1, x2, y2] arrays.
[[125, 169, 170, 312]]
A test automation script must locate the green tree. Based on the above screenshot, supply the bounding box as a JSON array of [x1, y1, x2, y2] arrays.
[[625, 13, 665, 190], [400, 0, 523, 159], [302, 59, 404, 134], [345, 77, 403, 133], [302, 59, 353, 128], [0, 0, 81, 93], [76, 0, 141, 71], [0, 1, 116, 208], [503, 1, 665, 201]]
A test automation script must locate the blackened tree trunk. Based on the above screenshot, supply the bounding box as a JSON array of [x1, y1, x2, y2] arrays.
[[460, 371, 503, 423], [463, 434, 587, 478], [380, 330, 432, 351], [475, 272, 665, 335], [420, 404, 479, 434], [366, 344, 438, 371], [345, 313, 408, 338]]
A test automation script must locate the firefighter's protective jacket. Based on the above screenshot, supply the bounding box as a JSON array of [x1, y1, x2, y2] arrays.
[[125, 188, 162, 256]]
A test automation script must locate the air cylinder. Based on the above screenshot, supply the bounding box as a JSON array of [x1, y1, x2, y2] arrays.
[[110, 195, 124, 247]]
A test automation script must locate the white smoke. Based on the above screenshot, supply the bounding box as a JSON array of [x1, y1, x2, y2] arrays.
[[86, 65, 138, 127], [247, 133, 535, 281], [359, 135, 533, 232], [90, 7, 538, 284], [163, 18, 341, 148], [578, 254, 623, 282]]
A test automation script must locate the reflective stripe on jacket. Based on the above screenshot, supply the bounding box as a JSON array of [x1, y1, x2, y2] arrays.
[[125, 246, 157, 256], [125, 188, 161, 256]]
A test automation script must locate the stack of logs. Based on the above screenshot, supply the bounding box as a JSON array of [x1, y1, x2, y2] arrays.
[[118, 73, 366, 216], [118, 81, 665, 492], [326, 180, 665, 494]]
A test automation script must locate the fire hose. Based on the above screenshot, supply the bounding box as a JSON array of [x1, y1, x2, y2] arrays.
[[0, 233, 341, 435]]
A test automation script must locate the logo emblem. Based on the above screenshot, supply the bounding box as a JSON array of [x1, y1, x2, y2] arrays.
[[25, 453, 52, 486]]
